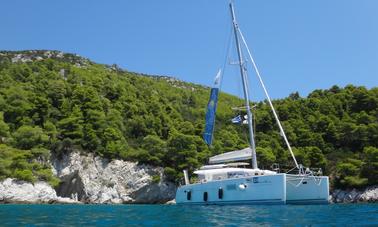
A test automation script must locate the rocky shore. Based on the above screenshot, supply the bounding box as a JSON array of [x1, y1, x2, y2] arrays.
[[0, 151, 376, 204], [0, 151, 176, 204], [330, 186, 378, 203], [0, 178, 78, 204]]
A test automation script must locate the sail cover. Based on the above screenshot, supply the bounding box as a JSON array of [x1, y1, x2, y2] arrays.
[[203, 87, 219, 145], [209, 147, 252, 164]]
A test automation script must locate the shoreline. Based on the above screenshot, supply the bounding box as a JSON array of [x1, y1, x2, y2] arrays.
[[330, 185, 378, 203], [0, 177, 376, 205]]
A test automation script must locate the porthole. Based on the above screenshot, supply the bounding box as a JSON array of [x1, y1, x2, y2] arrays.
[[187, 191, 192, 200], [218, 188, 223, 199], [203, 192, 208, 202]]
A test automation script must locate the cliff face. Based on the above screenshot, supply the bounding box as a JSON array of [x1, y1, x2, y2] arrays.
[[51, 151, 176, 204], [0, 151, 177, 204]]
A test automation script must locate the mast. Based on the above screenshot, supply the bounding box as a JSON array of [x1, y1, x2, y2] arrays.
[[229, 2, 258, 169]]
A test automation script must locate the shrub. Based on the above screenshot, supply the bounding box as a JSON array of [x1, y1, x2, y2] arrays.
[[152, 174, 161, 184], [13, 169, 35, 182]]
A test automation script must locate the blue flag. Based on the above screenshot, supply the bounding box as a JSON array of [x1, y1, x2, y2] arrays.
[[203, 88, 219, 145]]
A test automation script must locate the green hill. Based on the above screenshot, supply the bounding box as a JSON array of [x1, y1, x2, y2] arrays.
[[0, 50, 377, 189]]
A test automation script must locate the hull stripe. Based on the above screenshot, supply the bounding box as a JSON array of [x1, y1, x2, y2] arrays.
[[177, 199, 284, 205], [286, 199, 329, 204]]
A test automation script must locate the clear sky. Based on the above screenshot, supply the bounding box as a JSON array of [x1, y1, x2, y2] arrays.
[[1, 0, 377, 100]]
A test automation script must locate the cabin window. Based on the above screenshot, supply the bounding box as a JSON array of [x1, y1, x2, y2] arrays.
[[227, 171, 246, 179], [198, 175, 205, 181], [203, 192, 208, 202], [187, 191, 191, 200], [213, 173, 227, 180], [218, 188, 223, 199]]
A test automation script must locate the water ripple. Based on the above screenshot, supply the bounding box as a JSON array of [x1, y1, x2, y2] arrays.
[[0, 203, 377, 226]]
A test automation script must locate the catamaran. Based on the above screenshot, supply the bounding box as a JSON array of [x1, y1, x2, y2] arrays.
[[175, 2, 329, 205]]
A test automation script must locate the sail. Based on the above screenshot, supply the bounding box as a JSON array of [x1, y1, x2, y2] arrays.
[[209, 147, 252, 164], [203, 87, 219, 145]]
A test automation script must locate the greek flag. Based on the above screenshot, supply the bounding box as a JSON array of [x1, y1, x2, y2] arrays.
[[231, 115, 242, 124]]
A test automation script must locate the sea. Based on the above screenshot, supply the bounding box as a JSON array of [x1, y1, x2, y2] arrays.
[[0, 204, 377, 226]]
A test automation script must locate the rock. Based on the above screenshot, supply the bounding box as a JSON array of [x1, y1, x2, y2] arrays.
[[1, 50, 90, 67], [0, 178, 79, 204], [330, 186, 378, 203], [359, 186, 378, 202], [54, 197, 80, 204], [165, 199, 176, 205], [52, 151, 176, 204], [344, 189, 356, 202]]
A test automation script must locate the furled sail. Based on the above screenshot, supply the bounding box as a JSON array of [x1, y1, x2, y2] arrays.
[[209, 147, 252, 164], [203, 69, 222, 145], [203, 87, 219, 145]]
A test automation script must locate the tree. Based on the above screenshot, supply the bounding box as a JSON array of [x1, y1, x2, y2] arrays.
[[57, 105, 83, 142], [46, 80, 66, 108], [335, 159, 368, 188], [81, 125, 101, 151], [3, 87, 34, 126], [12, 125, 48, 150], [256, 147, 276, 168], [304, 146, 327, 170], [0, 112, 9, 143], [101, 127, 128, 159], [30, 95, 50, 126], [361, 147, 378, 184], [289, 92, 300, 100], [141, 135, 167, 165], [166, 132, 199, 174], [44, 121, 58, 142]]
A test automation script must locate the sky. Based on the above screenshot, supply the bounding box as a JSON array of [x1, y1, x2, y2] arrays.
[[1, 0, 377, 100]]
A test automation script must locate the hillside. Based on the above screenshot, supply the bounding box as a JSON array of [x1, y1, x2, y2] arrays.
[[0, 50, 377, 189]]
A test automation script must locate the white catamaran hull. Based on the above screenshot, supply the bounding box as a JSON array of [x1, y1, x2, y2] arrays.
[[176, 174, 329, 205], [286, 174, 329, 204]]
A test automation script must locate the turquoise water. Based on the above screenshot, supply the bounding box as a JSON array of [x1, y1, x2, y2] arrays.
[[0, 204, 377, 226]]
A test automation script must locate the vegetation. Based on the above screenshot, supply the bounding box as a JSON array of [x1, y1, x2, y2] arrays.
[[0, 50, 376, 189], [0, 144, 59, 186]]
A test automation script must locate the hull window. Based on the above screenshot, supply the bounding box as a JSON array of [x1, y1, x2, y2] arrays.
[[187, 191, 191, 200], [218, 188, 223, 199], [226, 184, 236, 190], [203, 192, 208, 202]]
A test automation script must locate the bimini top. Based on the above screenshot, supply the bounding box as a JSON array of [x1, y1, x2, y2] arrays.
[[209, 147, 252, 164]]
